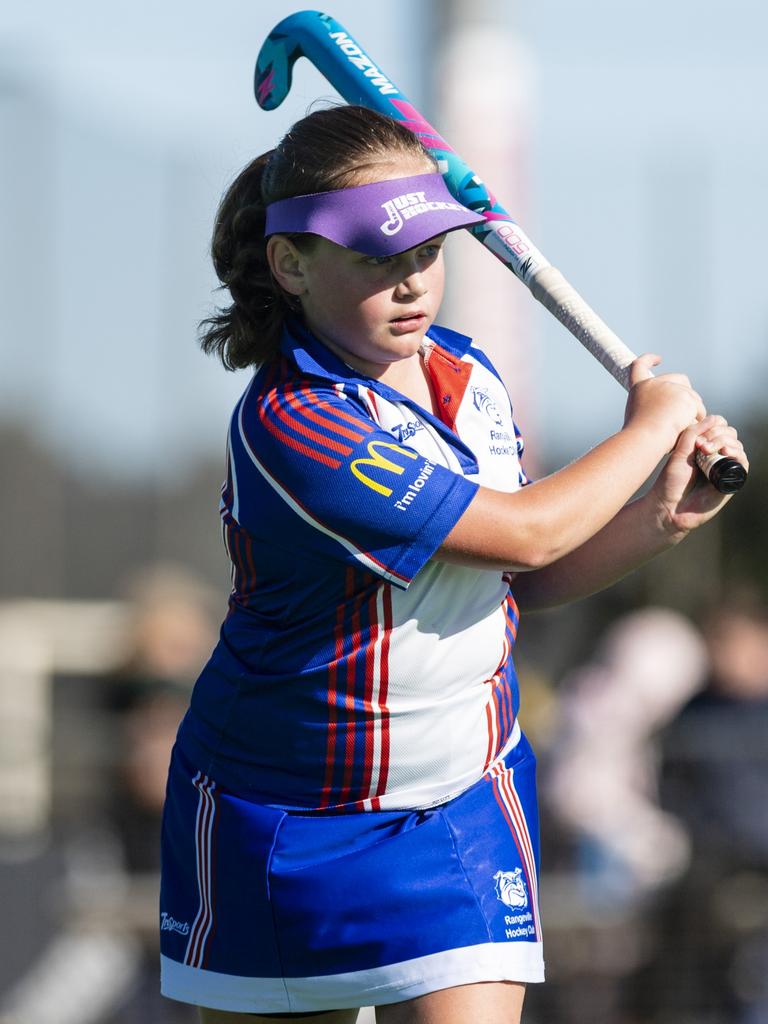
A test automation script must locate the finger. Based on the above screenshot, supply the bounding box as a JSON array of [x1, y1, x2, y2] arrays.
[[697, 426, 738, 448], [654, 372, 693, 388], [694, 429, 749, 473], [629, 352, 661, 386], [674, 420, 713, 453], [693, 414, 728, 432], [697, 436, 747, 462], [691, 390, 707, 422]]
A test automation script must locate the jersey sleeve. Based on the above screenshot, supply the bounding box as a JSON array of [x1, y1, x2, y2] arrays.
[[227, 372, 479, 589]]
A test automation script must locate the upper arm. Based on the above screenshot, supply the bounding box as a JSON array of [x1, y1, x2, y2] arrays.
[[228, 375, 479, 588], [436, 484, 551, 571]]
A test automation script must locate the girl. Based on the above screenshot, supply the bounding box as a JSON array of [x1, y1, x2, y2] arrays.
[[159, 105, 746, 1024]]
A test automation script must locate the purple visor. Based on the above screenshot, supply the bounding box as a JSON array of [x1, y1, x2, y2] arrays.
[[264, 172, 485, 256]]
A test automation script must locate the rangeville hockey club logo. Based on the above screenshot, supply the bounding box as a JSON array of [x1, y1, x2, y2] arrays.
[[471, 386, 504, 426], [494, 868, 528, 909], [380, 191, 467, 236]]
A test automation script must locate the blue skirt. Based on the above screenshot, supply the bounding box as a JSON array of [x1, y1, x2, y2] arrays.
[[160, 734, 544, 1013]]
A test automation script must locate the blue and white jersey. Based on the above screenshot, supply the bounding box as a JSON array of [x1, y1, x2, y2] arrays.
[[177, 318, 531, 812]]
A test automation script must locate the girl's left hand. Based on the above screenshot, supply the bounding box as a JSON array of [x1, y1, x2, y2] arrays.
[[649, 414, 749, 536]]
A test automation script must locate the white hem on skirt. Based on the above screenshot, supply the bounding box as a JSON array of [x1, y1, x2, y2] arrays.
[[161, 940, 545, 1012]]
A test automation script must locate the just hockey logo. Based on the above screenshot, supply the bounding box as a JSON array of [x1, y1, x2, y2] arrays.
[[380, 191, 466, 236]]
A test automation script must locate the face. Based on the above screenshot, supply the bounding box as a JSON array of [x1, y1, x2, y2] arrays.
[[268, 158, 446, 379]]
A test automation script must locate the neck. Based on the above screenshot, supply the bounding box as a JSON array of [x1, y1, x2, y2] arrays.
[[379, 349, 439, 415]]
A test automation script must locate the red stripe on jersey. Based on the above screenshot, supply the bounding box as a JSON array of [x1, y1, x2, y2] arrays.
[[339, 571, 363, 804], [201, 786, 221, 969], [184, 774, 217, 968], [491, 773, 518, 843], [496, 678, 510, 743], [484, 701, 496, 770], [503, 594, 520, 640], [499, 771, 537, 888], [366, 389, 380, 419], [490, 771, 539, 938], [301, 386, 377, 434], [497, 769, 541, 939], [226, 526, 242, 597], [224, 524, 241, 593], [359, 587, 379, 801], [287, 385, 370, 442], [257, 394, 343, 468], [374, 584, 393, 796], [483, 634, 512, 768], [423, 344, 473, 432], [234, 527, 257, 605], [184, 780, 207, 964], [280, 385, 361, 451], [267, 388, 353, 457], [319, 592, 347, 809]]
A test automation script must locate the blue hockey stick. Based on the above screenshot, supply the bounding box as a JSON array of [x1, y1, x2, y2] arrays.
[[254, 11, 746, 493]]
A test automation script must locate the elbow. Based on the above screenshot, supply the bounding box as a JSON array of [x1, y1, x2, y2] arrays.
[[504, 521, 571, 572], [505, 539, 560, 573]]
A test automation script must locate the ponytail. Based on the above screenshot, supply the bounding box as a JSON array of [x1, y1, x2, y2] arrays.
[[199, 152, 295, 370], [199, 106, 436, 370]]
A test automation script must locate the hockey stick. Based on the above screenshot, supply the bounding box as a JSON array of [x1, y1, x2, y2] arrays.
[[255, 10, 746, 493]]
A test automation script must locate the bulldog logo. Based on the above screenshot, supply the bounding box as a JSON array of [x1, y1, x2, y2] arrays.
[[471, 386, 504, 426], [493, 868, 528, 909]]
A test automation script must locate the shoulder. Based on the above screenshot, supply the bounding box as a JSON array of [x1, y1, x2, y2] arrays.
[[238, 357, 371, 421], [231, 358, 379, 471]]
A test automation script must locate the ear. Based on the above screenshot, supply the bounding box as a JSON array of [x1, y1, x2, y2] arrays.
[[266, 235, 308, 296]]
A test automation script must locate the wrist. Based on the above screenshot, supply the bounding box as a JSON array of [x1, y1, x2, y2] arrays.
[[621, 417, 675, 457], [635, 490, 690, 548]]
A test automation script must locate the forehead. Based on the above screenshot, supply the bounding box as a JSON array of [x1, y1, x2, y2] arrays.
[[345, 153, 436, 187]]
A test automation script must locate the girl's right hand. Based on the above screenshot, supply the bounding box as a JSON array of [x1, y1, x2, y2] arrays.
[[439, 352, 710, 573], [623, 353, 707, 451]]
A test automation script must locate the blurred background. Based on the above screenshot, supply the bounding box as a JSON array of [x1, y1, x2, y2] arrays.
[[1, 1, 766, 1021]]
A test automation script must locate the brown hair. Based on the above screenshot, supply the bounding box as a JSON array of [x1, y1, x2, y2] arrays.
[[199, 105, 436, 370]]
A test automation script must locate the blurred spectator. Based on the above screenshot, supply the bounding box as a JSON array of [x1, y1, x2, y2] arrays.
[[544, 608, 708, 909], [526, 609, 708, 1024], [103, 564, 219, 877], [629, 599, 768, 1023], [0, 564, 216, 1024]]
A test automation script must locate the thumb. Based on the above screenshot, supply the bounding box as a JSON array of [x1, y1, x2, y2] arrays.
[[629, 352, 661, 386]]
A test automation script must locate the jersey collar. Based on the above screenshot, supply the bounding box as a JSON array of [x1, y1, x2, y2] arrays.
[[280, 317, 479, 474], [280, 316, 473, 385]]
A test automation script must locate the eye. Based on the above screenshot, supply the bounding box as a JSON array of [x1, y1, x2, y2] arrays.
[[419, 235, 447, 258], [365, 254, 394, 266]]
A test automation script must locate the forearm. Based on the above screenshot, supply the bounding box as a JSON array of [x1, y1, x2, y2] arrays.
[[440, 422, 673, 570], [511, 492, 687, 610]]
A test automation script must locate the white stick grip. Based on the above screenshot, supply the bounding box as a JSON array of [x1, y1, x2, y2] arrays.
[[529, 265, 636, 392]]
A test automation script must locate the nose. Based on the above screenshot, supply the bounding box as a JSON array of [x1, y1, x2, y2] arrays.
[[395, 269, 427, 300]]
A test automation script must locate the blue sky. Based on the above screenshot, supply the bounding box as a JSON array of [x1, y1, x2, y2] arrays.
[[1, 0, 766, 479]]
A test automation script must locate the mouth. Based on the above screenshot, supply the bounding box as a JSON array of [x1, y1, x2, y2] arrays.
[[389, 311, 428, 333]]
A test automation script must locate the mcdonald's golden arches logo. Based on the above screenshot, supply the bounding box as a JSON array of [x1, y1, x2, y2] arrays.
[[350, 441, 419, 497]]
